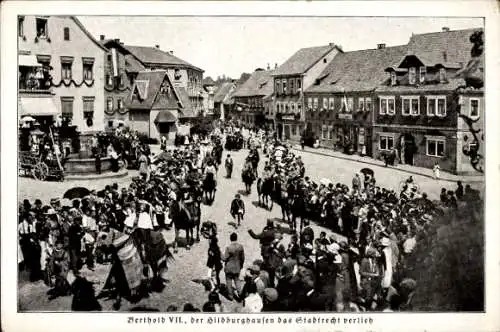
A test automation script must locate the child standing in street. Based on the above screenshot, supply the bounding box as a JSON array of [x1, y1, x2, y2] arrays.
[[433, 162, 440, 180]]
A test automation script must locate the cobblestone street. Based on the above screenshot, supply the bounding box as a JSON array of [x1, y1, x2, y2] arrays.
[[17, 144, 478, 312]]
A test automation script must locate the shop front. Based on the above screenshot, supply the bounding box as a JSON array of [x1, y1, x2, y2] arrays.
[[333, 113, 372, 156], [276, 113, 303, 142]]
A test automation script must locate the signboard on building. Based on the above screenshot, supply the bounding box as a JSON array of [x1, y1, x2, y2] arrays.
[[338, 113, 353, 120], [282, 115, 295, 121]]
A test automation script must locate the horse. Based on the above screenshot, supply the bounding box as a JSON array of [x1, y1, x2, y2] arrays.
[[203, 172, 217, 203], [169, 197, 201, 252], [241, 166, 256, 194], [257, 177, 275, 210], [273, 179, 291, 223], [289, 190, 308, 233]]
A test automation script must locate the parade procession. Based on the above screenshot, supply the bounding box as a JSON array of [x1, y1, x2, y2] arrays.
[[14, 14, 486, 314]]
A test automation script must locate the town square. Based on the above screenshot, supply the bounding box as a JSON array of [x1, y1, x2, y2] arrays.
[[14, 14, 485, 313]]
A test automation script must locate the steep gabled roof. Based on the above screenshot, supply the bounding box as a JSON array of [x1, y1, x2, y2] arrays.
[[176, 87, 195, 118], [306, 45, 408, 93], [214, 82, 235, 103], [127, 71, 183, 111], [232, 70, 275, 97], [122, 45, 203, 72], [405, 28, 483, 68], [273, 44, 340, 76]]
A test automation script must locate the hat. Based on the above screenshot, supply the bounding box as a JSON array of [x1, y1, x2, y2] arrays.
[[326, 243, 340, 254], [252, 259, 264, 267], [365, 247, 378, 257], [50, 198, 60, 205], [333, 254, 342, 264], [262, 288, 278, 302], [45, 208, 56, 215], [248, 264, 261, 273], [304, 243, 313, 251], [380, 237, 391, 247]]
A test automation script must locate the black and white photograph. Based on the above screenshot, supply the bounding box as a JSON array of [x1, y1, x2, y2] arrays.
[[2, 1, 499, 331]]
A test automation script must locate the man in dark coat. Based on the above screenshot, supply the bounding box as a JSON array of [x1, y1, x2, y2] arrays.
[[222, 232, 245, 300], [230, 194, 245, 227]]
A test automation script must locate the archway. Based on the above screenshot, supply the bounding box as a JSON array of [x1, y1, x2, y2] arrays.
[[400, 133, 416, 165]]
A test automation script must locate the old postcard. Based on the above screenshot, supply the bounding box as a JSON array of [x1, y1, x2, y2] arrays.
[[1, 1, 499, 332]]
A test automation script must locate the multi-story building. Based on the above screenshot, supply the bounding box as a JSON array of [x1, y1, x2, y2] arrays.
[[273, 44, 342, 141], [305, 44, 406, 156], [120, 44, 205, 117], [18, 16, 107, 132], [98, 37, 145, 130], [125, 70, 193, 140], [232, 68, 275, 128], [372, 28, 484, 174]]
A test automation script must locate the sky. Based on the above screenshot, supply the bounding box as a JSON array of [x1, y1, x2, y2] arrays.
[[78, 16, 483, 79]]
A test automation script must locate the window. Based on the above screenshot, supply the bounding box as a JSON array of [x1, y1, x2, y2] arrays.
[[36, 18, 48, 38], [61, 97, 74, 119], [427, 96, 446, 117], [390, 72, 397, 86], [276, 81, 280, 95], [409, 67, 417, 85], [347, 98, 354, 112], [426, 137, 445, 157], [329, 97, 335, 110], [419, 66, 426, 83], [321, 126, 327, 139], [291, 103, 295, 112], [322, 98, 328, 110], [276, 102, 280, 113], [323, 58, 327, 64], [174, 69, 181, 80], [282, 79, 287, 94], [470, 98, 480, 118], [307, 98, 313, 110], [290, 80, 294, 94], [439, 68, 447, 83], [117, 98, 123, 109], [402, 96, 420, 116], [297, 78, 301, 91], [18, 16, 24, 37], [106, 74, 113, 86], [365, 97, 372, 112], [469, 142, 478, 152], [297, 103, 302, 114], [329, 126, 334, 140], [291, 125, 297, 136], [61, 62, 72, 80], [313, 98, 319, 110], [379, 134, 394, 151], [64, 27, 70, 41], [358, 98, 365, 111], [108, 120, 114, 128], [107, 98, 113, 112], [379, 96, 395, 115], [83, 62, 93, 80], [83, 97, 95, 121]]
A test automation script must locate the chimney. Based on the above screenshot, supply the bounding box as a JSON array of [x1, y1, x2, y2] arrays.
[[442, 27, 450, 32], [329, 42, 335, 47], [267, 63, 270, 70], [275, 63, 278, 69], [100, 35, 105, 41], [155, 45, 160, 49], [169, 51, 174, 55], [114, 38, 120, 44], [377, 43, 386, 49]]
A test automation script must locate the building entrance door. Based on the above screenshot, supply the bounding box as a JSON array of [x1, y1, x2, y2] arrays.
[[284, 125, 291, 139]]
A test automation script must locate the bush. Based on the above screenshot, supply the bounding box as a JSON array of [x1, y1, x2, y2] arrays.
[[402, 201, 484, 311]]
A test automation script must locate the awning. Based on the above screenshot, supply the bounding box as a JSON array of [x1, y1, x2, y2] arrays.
[[19, 97, 58, 117], [154, 111, 177, 123], [19, 54, 41, 67]]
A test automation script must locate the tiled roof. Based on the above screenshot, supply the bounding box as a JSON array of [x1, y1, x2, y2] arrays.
[[176, 87, 195, 118], [127, 71, 166, 109], [376, 78, 466, 92], [306, 45, 408, 93], [70, 17, 109, 52], [122, 45, 203, 72], [124, 54, 145, 73], [405, 28, 484, 68], [232, 70, 275, 97], [273, 44, 339, 76], [214, 82, 235, 103]]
